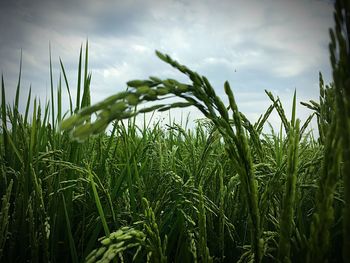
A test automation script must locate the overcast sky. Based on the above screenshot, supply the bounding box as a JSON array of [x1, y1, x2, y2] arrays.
[[0, 0, 334, 131]]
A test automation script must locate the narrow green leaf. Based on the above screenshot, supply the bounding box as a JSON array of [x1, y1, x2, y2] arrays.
[[61, 194, 79, 263], [12, 50, 22, 141], [24, 86, 31, 125], [60, 58, 73, 114], [89, 169, 110, 237], [291, 89, 297, 128], [29, 98, 37, 163], [49, 44, 55, 132], [57, 75, 62, 124], [3, 127, 23, 165], [76, 44, 83, 112], [1, 76, 9, 162]]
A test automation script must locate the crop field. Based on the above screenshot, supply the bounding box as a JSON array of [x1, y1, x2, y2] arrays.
[[0, 1, 349, 263]]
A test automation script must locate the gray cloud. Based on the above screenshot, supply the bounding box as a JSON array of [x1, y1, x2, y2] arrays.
[[0, 0, 334, 130]]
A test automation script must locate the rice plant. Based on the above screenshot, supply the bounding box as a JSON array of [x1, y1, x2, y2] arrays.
[[0, 0, 349, 262]]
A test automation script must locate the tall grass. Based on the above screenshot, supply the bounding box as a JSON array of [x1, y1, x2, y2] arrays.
[[0, 0, 349, 262]]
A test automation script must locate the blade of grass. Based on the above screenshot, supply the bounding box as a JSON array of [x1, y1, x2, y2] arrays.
[[3, 127, 23, 165], [12, 50, 22, 142], [278, 120, 300, 262], [61, 193, 79, 263], [59, 58, 73, 115], [1, 76, 8, 163], [81, 41, 90, 109], [57, 75, 62, 125], [75, 44, 83, 112], [24, 86, 31, 125], [49, 44, 55, 133], [88, 168, 110, 237]]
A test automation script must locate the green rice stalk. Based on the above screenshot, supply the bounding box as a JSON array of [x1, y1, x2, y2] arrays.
[[81, 41, 91, 110], [254, 104, 275, 134], [88, 168, 110, 237], [1, 76, 8, 164], [329, 0, 350, 260], [300, 73, 333, 144], [85, 227, 145, 263], [225, 81, 263, 263], [29, 98, 37, 164], [299, 113, 315, 137], [265, 90, 290, 134], [61, 193, 79, 263], [60, 50, 264, 262], [27, 198, 38, 262], [142, 198, 167, 263], [188, 231, 198, 263], [218, 166, 226, 260], [278, 119, 300, 263], [49, 44, 55, 133], [60, 58, 73, 115], [307, 118, 341, 262], [57, 75, 62, 125], [3, 128, 23, 165], [12, 51, 22, 145], [0, 180, 13, 260], [198, 185, 213, 263], [239, 112, 264, 161], [24, 87, 32, 125], [76, 44, 83, 112]]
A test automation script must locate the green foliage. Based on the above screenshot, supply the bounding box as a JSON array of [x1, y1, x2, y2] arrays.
[[0, 1, 349, 262], [62, 48, 264, 262], [329, 1, 350, 261]]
